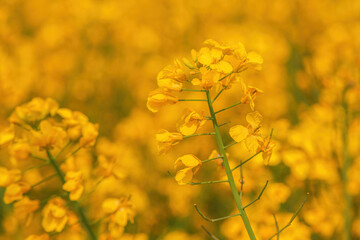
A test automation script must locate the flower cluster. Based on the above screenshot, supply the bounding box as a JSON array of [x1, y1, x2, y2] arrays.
[[0, 98, 134, 239]]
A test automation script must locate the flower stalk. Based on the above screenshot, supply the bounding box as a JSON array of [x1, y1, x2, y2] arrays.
[[205, 90, 257, 240]]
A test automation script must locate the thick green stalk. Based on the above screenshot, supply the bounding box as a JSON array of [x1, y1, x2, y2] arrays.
[[46, 150, 98, 240], [205, 90, 257, 240]]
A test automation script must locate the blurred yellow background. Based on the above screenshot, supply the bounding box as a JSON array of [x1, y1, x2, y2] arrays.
[[0, 0, 360, 239]]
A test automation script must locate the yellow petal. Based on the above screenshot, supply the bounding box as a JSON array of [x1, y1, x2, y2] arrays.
[[246, 111, 263, 129], [229, 125, 248, 142], [245, 135, 259, 153], [175, 168, 193, 185], [175, 154, 201, 168], [247, 51, 263, 70]]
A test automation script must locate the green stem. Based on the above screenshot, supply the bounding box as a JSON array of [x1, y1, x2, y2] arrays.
[[182, 132, 215, 139], [202, 156, 223, 164], [205, 90, 257, 240], [342, 98, 352, 240], [178, 99, 207, 102], [181, 88, 206, 92], [215, 101, 243, 114], [46, 150, 97, 240], [189, 180, 228, 185]]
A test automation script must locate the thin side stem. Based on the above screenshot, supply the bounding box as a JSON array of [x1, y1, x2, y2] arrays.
[[215, 101, 243, 114], [212, 86, 226, 103], [243, 180, 269, 209], [273, 214, 280, 240], [219, 121, 231, 127], [31, 174, 57, 188], [183, 132, 215, 139], [181, 88, 206, 92], [189, 180, 228, 185], [178, 99, 207, 102], [267, 193, 309, 240], [205, 90, 257, 240], [232, 151, 262, 171], [202, 156, 224, 164], [194, 204, 240, 222], [201, 225, 221, 240], [224, 141, 239, 149]]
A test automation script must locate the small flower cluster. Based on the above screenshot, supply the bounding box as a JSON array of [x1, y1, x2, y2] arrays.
[[0, 97, 135, 239]]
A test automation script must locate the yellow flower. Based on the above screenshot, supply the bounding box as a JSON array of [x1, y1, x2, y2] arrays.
[[95, 154, 126, 179], [245, 51, 263, 71], [0, 167, 21, 187], [31, 120, 67, 150], [258, 135, 276, 165], [147, 88, 178, 113], [0, 125, 15, 146], [177, 108, 206, 135], [191, 67, 220, 90], [25, 234, 50, 240], [240, 79, 263, 110], [42, 197, 68, 233], [157, 59, 187, 83], [57, 108, 89, 140], [102, 197, 135, 238], [3, 181, 30, 204], [157, 59, 187, 91], [174, 154, 202, 185], [14, 196, 40, 226], [79, 122, 99, 147], [155, 129, 183, 154], [62, 171, 84, 201], [10, 98, 58, 124], [229, 111, 263, 152], [10, 141, 31, 165]]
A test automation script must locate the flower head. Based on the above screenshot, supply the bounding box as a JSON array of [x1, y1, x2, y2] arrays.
[[0, 167, 21, 187], [31, 120, 67, 150], [147, 88, 178, 113], [3, 181, 31, 204], [155, 129, 183, 154], [14, 196, 40, 226], [42, 197, 68, 232], [62, 171, 84, 201], [102, 197, 135, 238], [10, 98, 58, 125], [229, 111, 263, 152], [174, 154, 202, 185], [177, 108, 206, 136]]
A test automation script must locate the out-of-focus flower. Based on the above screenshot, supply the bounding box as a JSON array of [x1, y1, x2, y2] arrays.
[[174, 154, 202, 185], [42, 197, 68, 233], [155, 129, 182, 154], [177, 108, 206, 135], [14, 196, 40, 226], [25, 234, 50, 240], [146, 88, 178, 112], [95, 155, 126, 179], [3, 181, 31, 204], [62, 171, 84, 201], [31, 120, 67, 150], [0, 125, 15, 146], [240, 79, 263, 110], [0, 167, 21, 187], [79, 122, 99, 147], [102, 197, 135, 238], [9, 98, 58, 125], [10, 141, 31, 165]]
